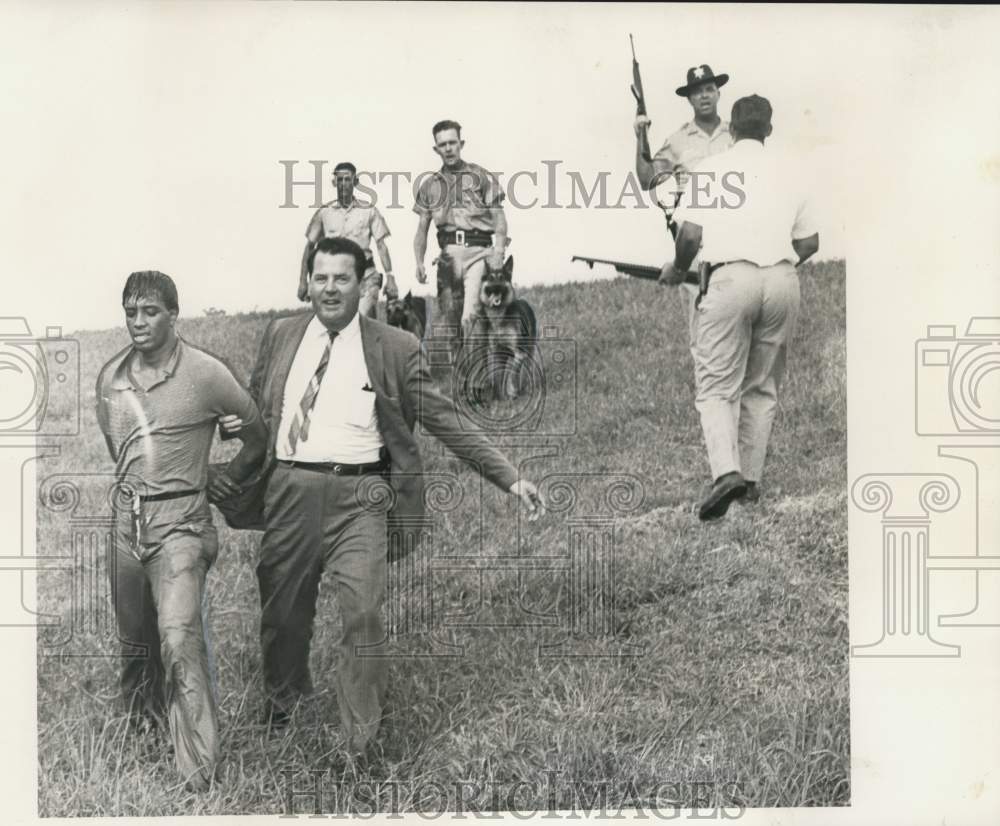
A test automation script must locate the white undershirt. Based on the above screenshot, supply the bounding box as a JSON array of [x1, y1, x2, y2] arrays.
[[275, 313, 384, 463]]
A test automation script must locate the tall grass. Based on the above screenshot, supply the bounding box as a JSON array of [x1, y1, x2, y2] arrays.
[[36, 261, 847, 816]]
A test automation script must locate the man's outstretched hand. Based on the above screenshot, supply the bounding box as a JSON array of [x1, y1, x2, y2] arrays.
[[509, 479, 546, 521]]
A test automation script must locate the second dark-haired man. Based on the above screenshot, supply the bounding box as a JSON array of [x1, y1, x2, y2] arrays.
[[96, 271, 267, 790], [238, 236, 543, 755], [413, 119, 508, 379], [299, 161, 398, 316]]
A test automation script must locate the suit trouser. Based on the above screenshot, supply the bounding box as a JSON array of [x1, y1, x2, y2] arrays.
[[693, 260, 800, 482], [110, 496, 220, 789], [258, 463, 388, 751]]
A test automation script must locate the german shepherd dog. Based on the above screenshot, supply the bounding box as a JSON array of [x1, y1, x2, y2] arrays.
[[386, 291, 429, 341], [478, 255, 538, 400]]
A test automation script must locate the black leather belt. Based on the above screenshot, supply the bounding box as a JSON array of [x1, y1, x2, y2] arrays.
[[437, 229, 493, 248], [279, 459, 388, 476]]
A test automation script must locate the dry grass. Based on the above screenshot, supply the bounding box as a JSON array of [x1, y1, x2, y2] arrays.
[[36, 260, 847, 815]]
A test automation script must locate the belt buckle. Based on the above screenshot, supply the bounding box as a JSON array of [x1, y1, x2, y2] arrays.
[[455, 229, 465, 246]]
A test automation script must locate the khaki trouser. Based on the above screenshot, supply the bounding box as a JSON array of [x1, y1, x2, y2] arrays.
[[436, 244, 493, 353], [679, 280, 700, 359], [693, 260, 800, 482], [258, 463, 388, 752], [110, 494, 220, 790]]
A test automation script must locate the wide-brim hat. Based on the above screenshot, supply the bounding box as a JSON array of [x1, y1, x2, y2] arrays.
[[676, 64, 729, 97]]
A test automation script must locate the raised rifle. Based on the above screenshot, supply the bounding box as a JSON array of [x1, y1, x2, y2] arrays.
[[630, 34, 652, 163], [572, 255, 698, 286]]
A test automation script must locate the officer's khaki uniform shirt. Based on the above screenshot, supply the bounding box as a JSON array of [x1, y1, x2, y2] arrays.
[[306, 200, 390, 254], [654, 119, 732, 185], [413, 160, 504, 232]]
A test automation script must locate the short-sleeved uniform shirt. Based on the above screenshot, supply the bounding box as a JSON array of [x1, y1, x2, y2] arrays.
[[306, 200, 391, 259], [654, 120, 732, 186], [96, 338, 260, 498], [413, 160, 504, 232], [673, 139, 817, 267]]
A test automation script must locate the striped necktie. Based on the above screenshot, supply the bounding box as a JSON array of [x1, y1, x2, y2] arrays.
[[287, 330, 337, 454]]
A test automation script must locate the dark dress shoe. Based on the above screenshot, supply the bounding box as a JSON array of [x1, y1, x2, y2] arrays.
[[261, 705, 291, 729], [698, 472, 747, 521], [741, 481, 760, 503]]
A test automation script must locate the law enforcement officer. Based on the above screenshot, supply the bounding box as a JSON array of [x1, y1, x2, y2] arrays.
[[634, 64, 733, 191], [299, 161, 399, 317], [662, 95, 820, 520], [634, 65, 733, 360], [412, 120, 508, 388]]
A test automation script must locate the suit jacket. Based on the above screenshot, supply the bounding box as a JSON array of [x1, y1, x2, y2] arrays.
[[228, 311, 518, 532]]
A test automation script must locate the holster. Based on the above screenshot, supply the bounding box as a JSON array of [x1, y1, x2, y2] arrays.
[[695, 261, 712, 309]]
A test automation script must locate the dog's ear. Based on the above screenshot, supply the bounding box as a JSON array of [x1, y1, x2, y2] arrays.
[[404, 291, 413, 307], [502, 255, 514, 282]]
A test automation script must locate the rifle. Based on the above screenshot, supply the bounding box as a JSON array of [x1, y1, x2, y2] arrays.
[[572, 255, 698, 286], [630, 34, 652, 163]]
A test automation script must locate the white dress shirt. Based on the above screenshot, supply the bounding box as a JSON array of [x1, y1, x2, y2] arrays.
[[673, 139, 817, 267], [275, 313, 384, 463]]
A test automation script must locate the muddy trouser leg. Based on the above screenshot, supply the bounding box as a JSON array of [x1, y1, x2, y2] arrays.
[[109, 521, 167, 726], [142, 520, 220, 790]]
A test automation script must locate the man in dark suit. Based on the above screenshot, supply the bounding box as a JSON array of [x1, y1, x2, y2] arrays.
[[232, 236, 543, 754]]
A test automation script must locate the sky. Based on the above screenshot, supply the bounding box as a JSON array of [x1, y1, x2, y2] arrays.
[[0, 3, 996, 334]]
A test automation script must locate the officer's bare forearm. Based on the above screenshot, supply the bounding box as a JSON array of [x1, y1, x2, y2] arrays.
[[414, 218, 430, 266], [224, 417, 268, 485], [793, 233, 819, 265], [674, 221, 702, 272], [376, 238, 393, 274], [636, 145, 656, 190]]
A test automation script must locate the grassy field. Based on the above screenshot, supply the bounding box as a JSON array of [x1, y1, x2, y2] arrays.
[[35, 260, 848, 816]]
